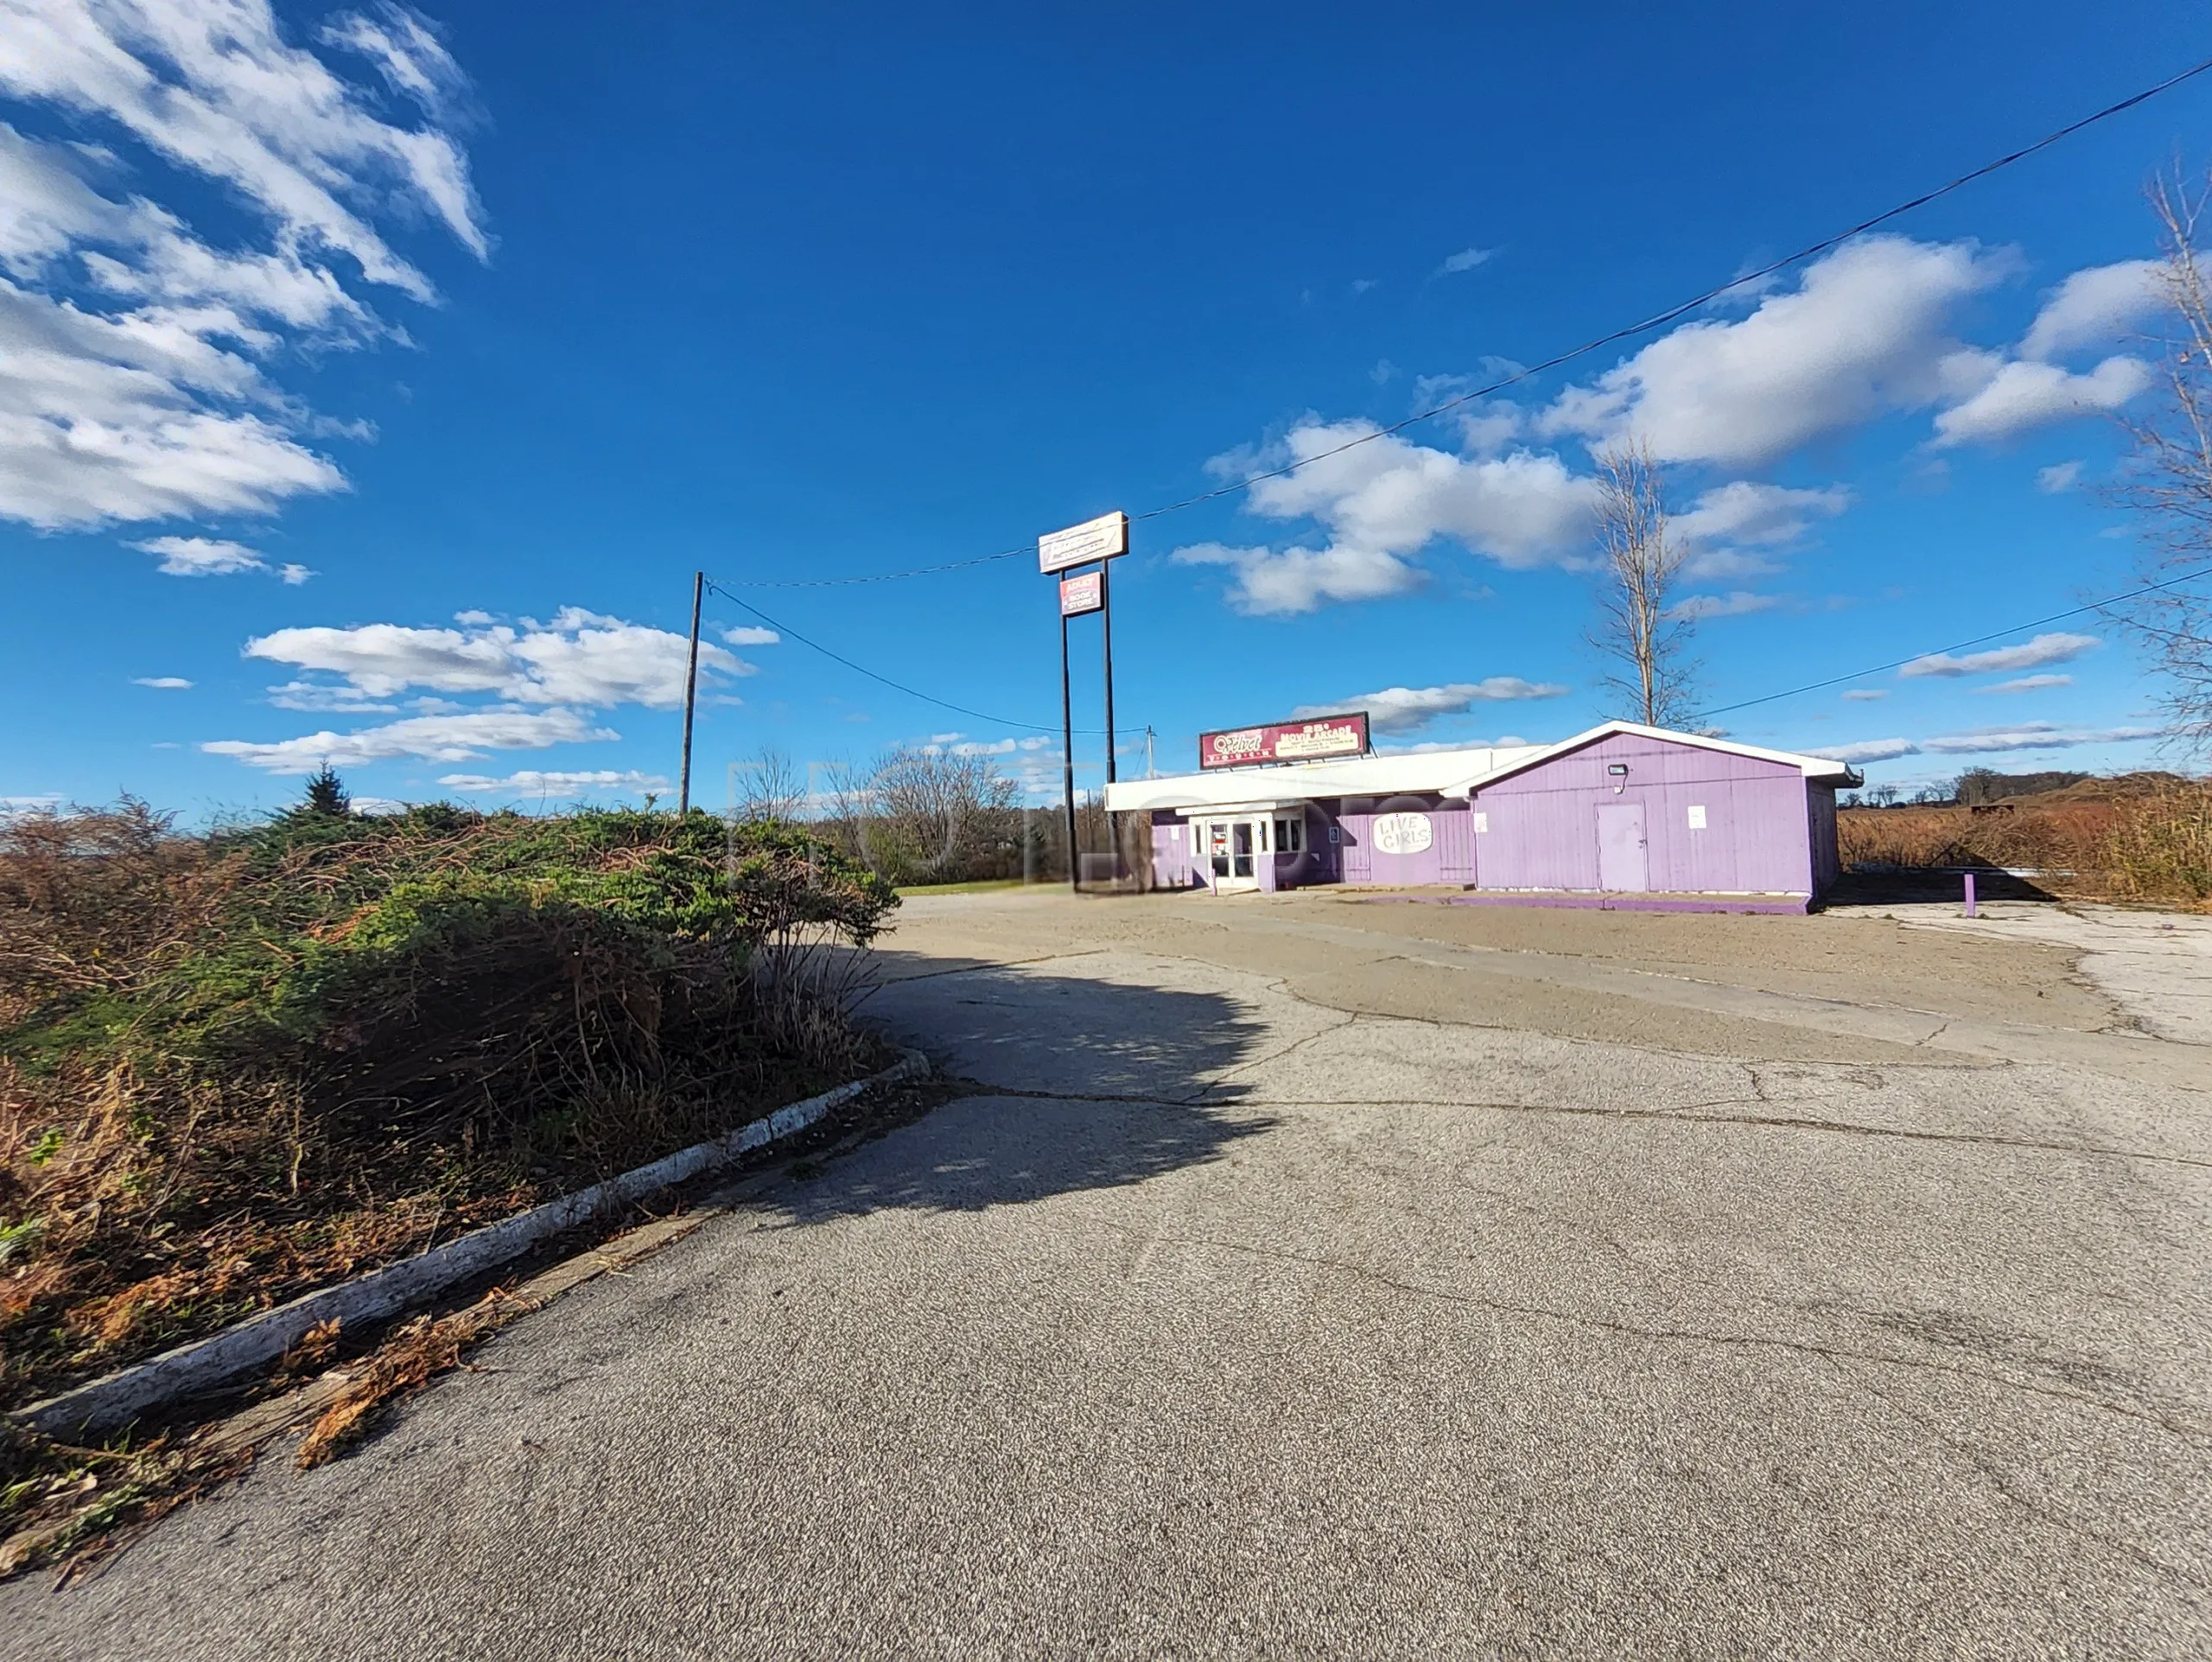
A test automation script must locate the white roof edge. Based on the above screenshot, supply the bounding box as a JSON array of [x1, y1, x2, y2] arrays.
[[1103, 723, 1857, 813], [1442, 721, 1860, 795]]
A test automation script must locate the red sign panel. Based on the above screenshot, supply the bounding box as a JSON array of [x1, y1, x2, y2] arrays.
[[1198, 712, 1370, 770], [1058, 570, 1103, 616]]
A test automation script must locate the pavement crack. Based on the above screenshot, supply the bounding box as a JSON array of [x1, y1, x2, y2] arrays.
[[1199, 1094, 2212, 1171], [1194, 1011, 1359, 1094], [1090, 1223, 2212, 1445], [1834, 1360, 2212, 1589]]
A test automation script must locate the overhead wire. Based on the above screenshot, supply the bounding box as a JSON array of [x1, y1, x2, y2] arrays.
[[715, 54, 2212, 589], [1700, 560, 2212, 718], [702, 56, 2212, 740], [704, 578, 1121, 737]]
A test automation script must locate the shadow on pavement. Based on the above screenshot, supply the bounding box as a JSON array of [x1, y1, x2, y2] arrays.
[[1826, 868, 2061, 907], [782, 952, 1281, 1219]]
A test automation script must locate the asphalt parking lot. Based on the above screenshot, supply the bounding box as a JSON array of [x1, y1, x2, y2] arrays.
[[9, 888, 2209, 1659]]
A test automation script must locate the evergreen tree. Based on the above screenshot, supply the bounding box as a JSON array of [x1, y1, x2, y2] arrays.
[[302, 764, 352, 818]]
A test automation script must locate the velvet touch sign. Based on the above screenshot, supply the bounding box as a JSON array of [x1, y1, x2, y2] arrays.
[[1198, 712, 1370, 770]]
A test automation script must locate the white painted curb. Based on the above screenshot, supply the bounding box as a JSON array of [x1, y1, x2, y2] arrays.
[[10, 1048, 930, 1440]]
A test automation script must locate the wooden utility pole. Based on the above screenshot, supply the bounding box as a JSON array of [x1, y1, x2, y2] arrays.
[[677, 570, 703, 815]]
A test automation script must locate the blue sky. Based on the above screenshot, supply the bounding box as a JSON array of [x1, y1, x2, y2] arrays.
[[3, 0, 2209, 818]]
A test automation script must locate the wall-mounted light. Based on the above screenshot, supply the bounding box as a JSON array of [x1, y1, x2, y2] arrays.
[[1607, 761, 1629, 794]]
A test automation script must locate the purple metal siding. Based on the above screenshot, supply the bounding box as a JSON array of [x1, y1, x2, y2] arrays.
[[1470, 733, 1815, 895], [1333, 798, 1477, 886], [1150, 814, 1200, 889]]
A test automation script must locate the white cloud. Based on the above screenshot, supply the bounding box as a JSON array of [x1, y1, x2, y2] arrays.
[[437, 769, 670, 799], [1898, 632, 2099, 678], [1173, 538, 1425, 616], [1830, 722, 2165, 765], [0, 793, 64, 819], [348, 795, 410, 816], [1439, 246, 1495, 274], [1830, 738, 1917, 764], [1173, 417, 1600, 615], [1840, 688, 1888, 701], [1930, 355, 2151, 447], [265, 680, 397, 713], [245, 608, 749, 709], [131, 674, 191, 689], [1300, 678, 1569, 735], [0, 2, 485, 529], [276, 561, 312, 584], [1675, 480, 1851, 580], [204, 707, 613, 772], [1542, 236, 2011, 467], [1667, 589, 1782, 621], [1980, 673, 2072, 693], [2018, 259, 2164, 360], [130, 533, 270, 576], [721, 625, 780, 646], [2035, 461, 2083, 494], [1675, 481, 1851, 549]]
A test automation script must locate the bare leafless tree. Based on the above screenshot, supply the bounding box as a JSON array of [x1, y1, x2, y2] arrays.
[[1588, 441, 1699, 727], [730, 745, 808, 823], [2111, 167, 2212, 755], [813, 746, 1024, 883]]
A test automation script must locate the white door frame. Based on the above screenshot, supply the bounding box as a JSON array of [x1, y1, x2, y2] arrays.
[[1197, 814, 1266, 893]]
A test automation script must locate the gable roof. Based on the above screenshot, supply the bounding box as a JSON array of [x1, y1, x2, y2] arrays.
[[1439, 722, 1862, 796]]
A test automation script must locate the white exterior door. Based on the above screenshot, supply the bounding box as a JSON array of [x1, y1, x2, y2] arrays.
[[1200, 818, 1262, 892], [1596, 802, 1649, 891]]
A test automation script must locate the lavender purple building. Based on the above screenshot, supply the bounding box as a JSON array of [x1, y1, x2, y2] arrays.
[[1103, 722, 1861, 913]]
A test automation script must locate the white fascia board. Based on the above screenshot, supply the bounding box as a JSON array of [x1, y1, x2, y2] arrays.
[[1103, 746, 1542, 813], [1103, 725, 1856, 815], [1445, 722, 1859, 794]]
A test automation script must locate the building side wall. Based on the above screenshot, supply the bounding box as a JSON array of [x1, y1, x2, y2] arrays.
[[1471, 732, 1814, 895], [1808, 783, 1840, 895], [1332, 796, 1477, 887], [1150, 812, 1200, 889]]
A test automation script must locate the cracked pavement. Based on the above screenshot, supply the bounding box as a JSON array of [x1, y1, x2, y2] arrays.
[[9, 888, 2209, 1659]]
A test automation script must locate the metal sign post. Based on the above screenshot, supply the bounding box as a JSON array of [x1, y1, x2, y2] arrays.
[[1041, 513, 1128, 894], [1059, 607, 1077, 894]]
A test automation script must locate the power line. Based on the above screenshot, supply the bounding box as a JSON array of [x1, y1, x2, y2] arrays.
[[1702, 561, 2212, 717], [715, 54, 2212, 589], [713, 558, 2212, 745], [704, 578, 1117, 736]]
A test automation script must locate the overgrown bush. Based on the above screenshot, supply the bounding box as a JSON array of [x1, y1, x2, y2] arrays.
[[0, 801, 896, 1408], [2105, 784, 2212, 901], [1838, 779, 2212, 905]]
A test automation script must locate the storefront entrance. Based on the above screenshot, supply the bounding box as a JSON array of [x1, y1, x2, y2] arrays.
[[1196, 816, 1263, 893]]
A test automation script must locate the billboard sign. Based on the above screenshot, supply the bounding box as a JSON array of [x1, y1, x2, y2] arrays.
[[1039, 510, 1128, 574], [1198, 711, 1370, 770], [1058, 570, 1103, 616]]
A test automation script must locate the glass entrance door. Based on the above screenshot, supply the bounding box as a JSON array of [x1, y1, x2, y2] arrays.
[[1202, 817, 1262, 892]]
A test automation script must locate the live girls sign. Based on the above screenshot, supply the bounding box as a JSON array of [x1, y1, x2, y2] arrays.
[[1198, 712, 1370, 770]]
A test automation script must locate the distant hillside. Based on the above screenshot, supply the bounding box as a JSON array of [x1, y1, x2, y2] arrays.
[[1954, 768, 2190, 806]]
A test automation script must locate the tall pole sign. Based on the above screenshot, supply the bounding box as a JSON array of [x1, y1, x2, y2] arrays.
[[1040, 512, 1127, 892]]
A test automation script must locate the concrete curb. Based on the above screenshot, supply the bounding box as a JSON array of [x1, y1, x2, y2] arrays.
[[10, 1048, 930, 1440]]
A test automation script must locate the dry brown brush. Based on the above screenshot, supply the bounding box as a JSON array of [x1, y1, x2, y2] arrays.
[[0, 801, 895, 1422], [1839, 780, 2212, 904]]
